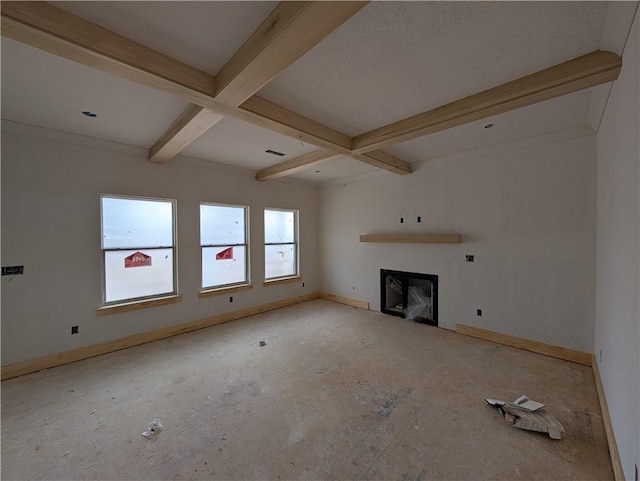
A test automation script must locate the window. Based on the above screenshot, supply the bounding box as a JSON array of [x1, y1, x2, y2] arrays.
[[101, 195, 177, 304], [200, 203, 249, 290], [264, 208, 298, 280]]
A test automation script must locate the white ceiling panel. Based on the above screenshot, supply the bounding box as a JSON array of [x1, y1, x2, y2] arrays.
[[181, 116, 319, 171], [386, 90, 593, 163], [51, 1, 277, 74], [288, 156, 379, 183], [1, 38, 189, 148], [259, 1, 607, 136]]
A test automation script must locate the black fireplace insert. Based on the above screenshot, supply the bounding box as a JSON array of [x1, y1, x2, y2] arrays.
[[380, 269, 438, 326]]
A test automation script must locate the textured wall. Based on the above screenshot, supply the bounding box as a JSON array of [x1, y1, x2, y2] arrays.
[[1, 125, 319, 365], [319, 134, 596, 352], [595, 11, 640, 481]]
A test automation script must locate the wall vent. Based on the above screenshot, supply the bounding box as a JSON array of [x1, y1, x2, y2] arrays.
[[265, 149, 285, 157]]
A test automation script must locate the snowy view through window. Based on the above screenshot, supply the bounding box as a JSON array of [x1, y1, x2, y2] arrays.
[[264, 209, 297, 279], [101, 196, 175, 303]]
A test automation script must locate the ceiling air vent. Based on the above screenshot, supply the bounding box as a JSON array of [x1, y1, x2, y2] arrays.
[[265, 149, 285, 157]]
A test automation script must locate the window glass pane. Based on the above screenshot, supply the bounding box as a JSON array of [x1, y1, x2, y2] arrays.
[[265, 244, 296, 278], [264, 210, 294, 244], [102, 197, 173, 249], [202, 246, 247, 288], [200, 205, 245, 245], [104, 248, 174, 302]]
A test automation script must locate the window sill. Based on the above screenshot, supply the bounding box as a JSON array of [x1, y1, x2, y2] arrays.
[[263, 276, 301, 287], [97, 295, 182, 316], [199, 284, 253, 298]]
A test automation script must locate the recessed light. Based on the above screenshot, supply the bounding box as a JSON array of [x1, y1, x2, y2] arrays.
[[82, 111, 97, 118], [484, 123, 494, 129]]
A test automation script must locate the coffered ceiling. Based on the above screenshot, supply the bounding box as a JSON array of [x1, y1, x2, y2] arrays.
[[1, 1, 632, 184]]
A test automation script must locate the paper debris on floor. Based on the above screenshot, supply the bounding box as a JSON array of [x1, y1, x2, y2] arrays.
[[509, 394, 545, 412], [142, 416, 164, 438], [485, 394, 544, 411], [485, 395, 565, 440]]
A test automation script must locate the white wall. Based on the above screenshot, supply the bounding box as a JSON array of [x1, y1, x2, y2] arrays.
[[1, 124, 319, 365], [595, 10, 639, 480], [320, 133, 596, 352]]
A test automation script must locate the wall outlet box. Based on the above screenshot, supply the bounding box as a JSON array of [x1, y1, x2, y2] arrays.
[[2, 265, 24, 276], [466, 255, 475, 262], [71, 326, 79, 334]]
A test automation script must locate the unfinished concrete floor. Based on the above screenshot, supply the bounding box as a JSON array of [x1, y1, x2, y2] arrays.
[[2, 299, 612, 480]]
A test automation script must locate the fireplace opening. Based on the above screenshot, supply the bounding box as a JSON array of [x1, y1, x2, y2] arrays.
[[380, 269, 438, 326]]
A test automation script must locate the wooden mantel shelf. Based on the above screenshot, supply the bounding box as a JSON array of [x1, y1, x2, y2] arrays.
[[359, 233, 461, 244]]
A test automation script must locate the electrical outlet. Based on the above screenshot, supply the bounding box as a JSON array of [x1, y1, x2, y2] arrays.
[[400, 217, 404, 224], [229, 296, 233, 303], [476, 309, 482, 316], [417, 216, 421, 223], [71, 326, 79, 335], [466, 255, 475, 262]]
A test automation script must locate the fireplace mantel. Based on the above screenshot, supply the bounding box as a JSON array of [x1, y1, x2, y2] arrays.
[[359, 233, 461, 244]]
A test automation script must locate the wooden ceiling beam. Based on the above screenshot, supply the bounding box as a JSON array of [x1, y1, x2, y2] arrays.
[[255, 149, 341, 181], [240, 96, 352, 153], [353, 150, 411, 175], [149, 105, 224, 163], [0, 2, 216, 98], [0, 1, 355, 154], [352, 50, 622, 153], [2, 3, 621, 181], [257, 50, 621, 180], [216, 1, 368, 106], [255, 148, 410, 181], [151, 1, 366, 164]]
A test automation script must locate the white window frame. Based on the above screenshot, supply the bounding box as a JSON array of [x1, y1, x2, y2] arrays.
[[264, 208, 299, 281], [200, 202, 250, 291], [100, 194, 178, 306]]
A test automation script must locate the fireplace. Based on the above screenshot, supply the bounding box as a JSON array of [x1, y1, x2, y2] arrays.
[[380, 269, 438, 326]]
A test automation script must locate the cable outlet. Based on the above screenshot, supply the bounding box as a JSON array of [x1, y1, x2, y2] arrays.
[[71, 326, 79, 334]]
